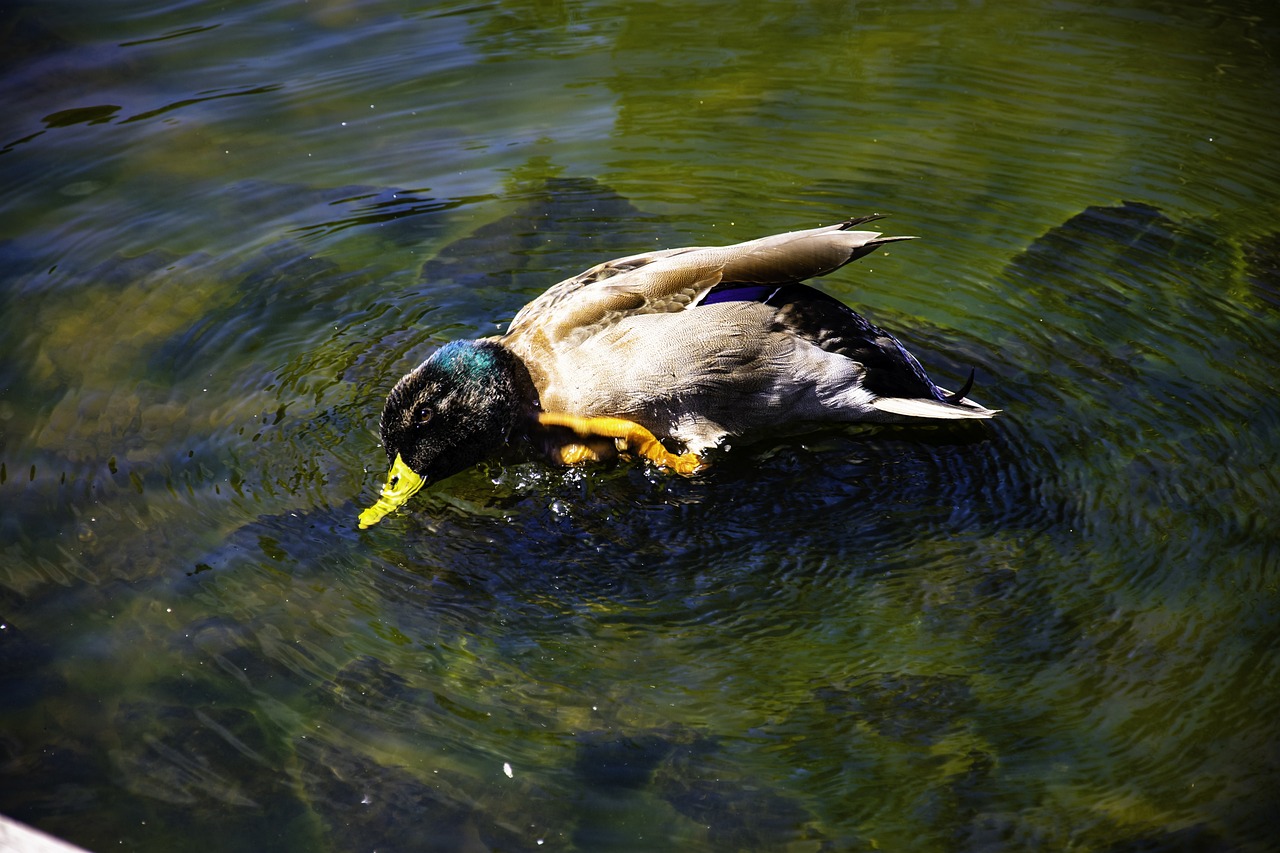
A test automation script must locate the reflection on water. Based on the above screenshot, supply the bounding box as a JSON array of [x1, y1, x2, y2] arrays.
[[2, 0, 1279, 851]]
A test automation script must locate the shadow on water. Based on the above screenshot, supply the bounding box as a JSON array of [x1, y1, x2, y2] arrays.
[[986, 202, 1280, 589]]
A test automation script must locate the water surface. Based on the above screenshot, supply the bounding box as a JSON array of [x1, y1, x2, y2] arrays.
[[2, 1, 1278, 850]]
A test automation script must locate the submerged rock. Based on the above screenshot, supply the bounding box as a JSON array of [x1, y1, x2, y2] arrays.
[[0, 739, 107, 848], [412, 176, 676, 330], [1244, 231, 1280, 309], [297, 741, 537, 853], [0, 617, 59, 712], [656, 775, 820, 850], [815, 671, 975, 746], [419, 176, 667, 291], [572, 724, 823, 849], [573, 725, 711, 792]]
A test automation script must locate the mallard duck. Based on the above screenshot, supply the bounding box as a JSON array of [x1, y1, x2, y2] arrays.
[[358, 215, 998, 527]]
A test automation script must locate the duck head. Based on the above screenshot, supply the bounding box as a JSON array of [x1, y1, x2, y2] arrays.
[[358, 340, 537, 528]]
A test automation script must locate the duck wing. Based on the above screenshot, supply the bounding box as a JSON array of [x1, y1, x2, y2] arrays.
[[503, 215, 911, 347], [705, 281, 999, 419]]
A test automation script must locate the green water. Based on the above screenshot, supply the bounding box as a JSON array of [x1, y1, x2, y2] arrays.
[[2, 1, 1278, 850]]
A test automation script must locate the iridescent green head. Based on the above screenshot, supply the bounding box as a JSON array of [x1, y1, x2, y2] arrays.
[[358, 340, 536, 528]]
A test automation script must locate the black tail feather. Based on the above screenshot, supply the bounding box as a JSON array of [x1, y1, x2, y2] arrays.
[[838, 213, 885, 230], [943, 368, 976, 405]]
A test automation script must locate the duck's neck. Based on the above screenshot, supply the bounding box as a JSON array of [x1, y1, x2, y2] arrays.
[[442, 339, 541, 418]]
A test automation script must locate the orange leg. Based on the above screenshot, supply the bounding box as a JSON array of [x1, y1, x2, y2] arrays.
[[536, 413, 704, 475], [555, 442, 607, 465]]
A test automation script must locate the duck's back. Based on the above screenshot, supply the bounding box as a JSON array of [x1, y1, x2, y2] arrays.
[[496, 218, 996, 451]]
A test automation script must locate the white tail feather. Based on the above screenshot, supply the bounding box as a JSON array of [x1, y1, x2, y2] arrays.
[[870, 396, 1000, 420]]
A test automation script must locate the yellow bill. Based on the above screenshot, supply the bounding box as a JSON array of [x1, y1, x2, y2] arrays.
[[357, 453, 426, 529]]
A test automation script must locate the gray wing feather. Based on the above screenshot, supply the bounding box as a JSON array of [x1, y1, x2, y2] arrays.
[[505, 220, 912, 343]]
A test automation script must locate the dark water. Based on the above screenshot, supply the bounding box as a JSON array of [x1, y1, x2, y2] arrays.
[[2, 1, 1279, 851]]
